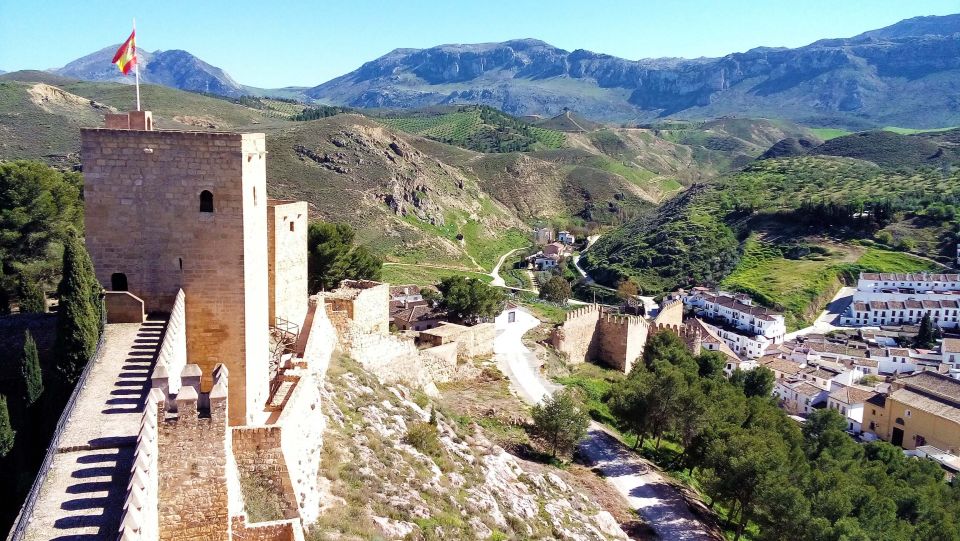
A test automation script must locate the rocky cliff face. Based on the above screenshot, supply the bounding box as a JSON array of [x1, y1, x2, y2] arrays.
[[53, 45, 245, 97], [308, 15, 960, 128]]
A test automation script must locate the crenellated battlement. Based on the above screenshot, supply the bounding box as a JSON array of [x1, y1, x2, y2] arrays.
[[563, 304, 601, 322]]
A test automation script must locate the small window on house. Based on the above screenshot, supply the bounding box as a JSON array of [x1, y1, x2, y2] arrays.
[[111, 273, 128, 291], [200, 190, 214, 213], [290, 221, 295, 232]]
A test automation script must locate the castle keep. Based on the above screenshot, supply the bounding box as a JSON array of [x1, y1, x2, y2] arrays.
[[82, 111, 306, 424]]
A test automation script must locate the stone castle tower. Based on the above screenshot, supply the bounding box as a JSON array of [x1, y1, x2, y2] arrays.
[[82, 111, 307, 424]]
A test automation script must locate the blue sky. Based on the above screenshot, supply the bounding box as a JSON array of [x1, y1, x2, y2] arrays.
[[1, 0, 957, 88]]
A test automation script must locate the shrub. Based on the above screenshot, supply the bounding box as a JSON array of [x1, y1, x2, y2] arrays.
[[405, 420, 443, 458]]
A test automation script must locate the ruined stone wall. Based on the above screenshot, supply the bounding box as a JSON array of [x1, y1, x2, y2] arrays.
[[156, 365, 230, 540], [597, 314, 649, 373], [550, 305, 601, 364], [231, 516, 302, 541], [421, 342, 459, 383], [267, 200, 308, 328], [231, 427, 299, 520], [326, 280, 390, 335], [82, 127, 269, 424]]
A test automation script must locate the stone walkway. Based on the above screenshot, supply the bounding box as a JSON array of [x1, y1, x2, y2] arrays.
[[23, 320, 164, 541]]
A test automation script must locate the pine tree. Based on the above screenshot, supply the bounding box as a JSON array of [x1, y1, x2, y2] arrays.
[[20, 330, 43, 406], [0, 395, 15, 457], [54, 234, 102, 384], [18, 277, 46, 313]]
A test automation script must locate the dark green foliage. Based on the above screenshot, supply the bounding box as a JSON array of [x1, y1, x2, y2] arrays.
[[307, 221, 383, 291], [914, 312, 940, 349], [54, 234, 102, 385], [436, 276, 505, 323], [731, 366, 776, 398], [581, 185, 740, 292], [0, 161, 83, 301], [0, 395, 14, 457], [813, 130, 952, 169], [604, 327, 960, 540], [291, 105, 352, 121], [538, 276, 571, 304], [19, 330, 42, 406], [17, 278, 45, 314], [530, 388, 590, 459], [0, 280, 9, 316]]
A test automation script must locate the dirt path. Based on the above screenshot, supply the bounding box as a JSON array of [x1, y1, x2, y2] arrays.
[[489, 248, 520, 287], [494, 308, 715, 540]]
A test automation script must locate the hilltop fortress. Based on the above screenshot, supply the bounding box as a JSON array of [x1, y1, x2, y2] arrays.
[[11, 111, 491, 541]]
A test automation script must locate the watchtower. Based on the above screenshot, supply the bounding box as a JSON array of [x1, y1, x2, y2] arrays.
[[82, 111, 270, 424]]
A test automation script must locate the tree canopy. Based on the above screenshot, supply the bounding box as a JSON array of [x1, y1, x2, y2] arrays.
[[307, 221, 382, 291], [539, 276, 572, 304], [530, 388, 590, 459], [55, 234, 102, 385], [436, 276, 505, 323]]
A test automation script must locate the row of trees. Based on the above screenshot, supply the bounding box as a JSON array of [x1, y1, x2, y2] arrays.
[[602, 331, 960, 540]]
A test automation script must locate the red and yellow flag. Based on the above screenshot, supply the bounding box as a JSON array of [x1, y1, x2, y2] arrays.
[[112, 30, 136, 75]]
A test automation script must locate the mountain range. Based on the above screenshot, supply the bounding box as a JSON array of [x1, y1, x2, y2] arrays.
[[33, 14, 960, 129]]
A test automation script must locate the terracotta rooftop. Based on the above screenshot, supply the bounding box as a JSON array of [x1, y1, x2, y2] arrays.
[[760, 356, 803, 376], [701, 294, 780, 322], [830, 385, 878, 405], [860, 273, 960, 282]]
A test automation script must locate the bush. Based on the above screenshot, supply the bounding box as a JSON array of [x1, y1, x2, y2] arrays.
[[239, 471, 285, 522], [530, 388, 590, 459], [539, 276, 572, 304], [404, 421, 443, 458]]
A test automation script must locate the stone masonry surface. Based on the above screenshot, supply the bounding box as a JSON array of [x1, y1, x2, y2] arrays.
[[267, 200, 308, 328], [551, 305, 651, 372], [23, 320, 163, 541], [82, 126, 270, 424]]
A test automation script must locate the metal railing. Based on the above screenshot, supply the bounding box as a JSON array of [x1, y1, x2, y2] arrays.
[[7, 305, 107, 541], [268, 316, 300, 398]]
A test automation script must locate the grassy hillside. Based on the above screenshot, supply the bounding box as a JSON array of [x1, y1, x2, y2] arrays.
[[374, 105, 565, 153], [811, 130, 952, 169], [585, 155, 959, 309], [721, 235, 941, 329]]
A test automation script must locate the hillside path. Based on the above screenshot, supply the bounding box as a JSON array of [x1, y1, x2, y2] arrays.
[[489, 248, 520, 287], [494, 308, 716, 540], [785, 285, 856, 340]]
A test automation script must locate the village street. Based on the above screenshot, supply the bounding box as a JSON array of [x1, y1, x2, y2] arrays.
[[494, 307, 716, 540]]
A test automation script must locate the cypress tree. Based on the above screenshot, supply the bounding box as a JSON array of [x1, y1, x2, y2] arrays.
[[914, 312, 936, 349], [18, 277, 46, 314], [0, 395, 14, 457], [54, 234, 102, 385], [20, 330, 43, 406]]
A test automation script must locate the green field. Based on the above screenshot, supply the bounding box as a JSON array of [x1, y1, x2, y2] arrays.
[[379, 264, 493, 287], [376, 105, 565, 153], [809, 127, 852, 140], [882, 126, 957, 135], [721, 236, 942, 329]]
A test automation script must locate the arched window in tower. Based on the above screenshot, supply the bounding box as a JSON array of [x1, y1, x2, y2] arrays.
[[200, 190, 214, 213], [111, 273, 128, 291]]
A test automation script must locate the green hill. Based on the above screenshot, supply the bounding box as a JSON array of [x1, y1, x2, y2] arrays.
[[812, 130, 952, 169], [374, 105, 565, 153]]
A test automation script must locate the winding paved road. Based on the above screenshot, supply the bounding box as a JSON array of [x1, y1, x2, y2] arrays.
[[494, 308, 716, 540]]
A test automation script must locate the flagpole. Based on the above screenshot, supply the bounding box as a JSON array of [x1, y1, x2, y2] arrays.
[[133, 17, 141, 111]]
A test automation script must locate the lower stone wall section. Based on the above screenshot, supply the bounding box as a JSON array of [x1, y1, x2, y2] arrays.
[[421, 342, 459, 383], [231, 516, 303, 541], [550, 305, 602, 365], [550, 304, 655, 373], [597, 314, 649, 373], [232, 426, 299, 520], [104, 290, 145, 323], [277, 371, 325, 525]]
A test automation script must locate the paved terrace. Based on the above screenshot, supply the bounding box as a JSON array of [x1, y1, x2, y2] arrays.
[[22, 319, 164, 541]]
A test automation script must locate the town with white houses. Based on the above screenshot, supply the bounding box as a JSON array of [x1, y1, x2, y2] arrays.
[[657, 265, 960, 472]]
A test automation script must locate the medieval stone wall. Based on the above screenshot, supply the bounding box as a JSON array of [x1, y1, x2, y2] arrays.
[[267, 200, 308, 328], [153, 289, 188, 394], [156, 364, 231, 540], [653, 298, 684, 331], [325, 280, 390, 335], [231, 427, 299, 520], [118, 387, 163, 541], [230, 516, 302, 541], [82, 126, 269, 424], [550, 305, 602, 365], [598, 314, 649, 373], [276, 371, 324, 525]]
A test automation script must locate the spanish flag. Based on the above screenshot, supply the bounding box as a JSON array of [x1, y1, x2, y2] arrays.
[[112, 30, 136, 75]]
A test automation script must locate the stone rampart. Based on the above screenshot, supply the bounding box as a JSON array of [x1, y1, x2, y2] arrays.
[[653, 298, 684, 332], [276, 370, 324, 525], [156, 364, 231, 540], [597, 313, 649, 373], [550, 305, 602, 364], [117, 387, 163, 541], [152, 289, 188, 394], [267, 200, 308, 328], [324, 280, 389, 335], [104, 290, 145, 323], [421, 342, 459, 383]]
